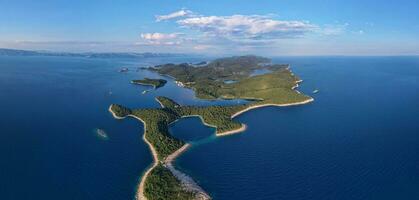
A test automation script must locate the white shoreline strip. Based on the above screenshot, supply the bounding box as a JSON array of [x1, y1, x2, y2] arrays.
[[216, 98, 314, 137], [108, 105, 157, 200], [231, 98, 314, 119], [231, 77, 313, 119], [216, 124, 247, 137], [136, 134, 158, 200], [165, 144, 211, 200], [218, 77, 313, 136]]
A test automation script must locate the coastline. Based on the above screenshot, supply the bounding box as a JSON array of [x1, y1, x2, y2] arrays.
[[159, 96, 312, 138], [131, 81, 157, 89], [164, 144, 211, 200], [216, 124, 247, 136], [231, 98, 314, 119], [168, 114, 247, 137], [108, 105, 158, 200], [214, 98, 314, 137], [108, 81, 313, 199], [231, 78, 313, 119], [174, 115, 217, 129], [108, 62, 314, 200], [136, 133, 158, 200], [109, 105, 210, 200]]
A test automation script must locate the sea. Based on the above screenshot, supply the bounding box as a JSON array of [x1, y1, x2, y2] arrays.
[[0, 55, 418, 200]]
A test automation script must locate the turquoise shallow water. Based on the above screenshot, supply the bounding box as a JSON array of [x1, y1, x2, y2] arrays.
[[0, 56, 418, 199]]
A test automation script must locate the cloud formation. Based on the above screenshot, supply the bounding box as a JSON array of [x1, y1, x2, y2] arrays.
[[139, 32, 182, 45], [141, 10, 352, 54], [140, 33, 178, 40], [177, 15, 316, 39], [155, 9, 193, 22]]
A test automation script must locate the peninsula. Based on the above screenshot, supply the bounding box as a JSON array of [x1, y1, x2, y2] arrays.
[[109, 55, 313, 200]]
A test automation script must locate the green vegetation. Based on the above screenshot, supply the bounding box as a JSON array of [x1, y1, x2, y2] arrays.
[[110, 103, 184, 160], [109, 104, 131, 117], [217, 69, 309, 104], [110, 98, 247, 200], [157, 96, 247, 133], [110, 55, 313, 200], [132, 78, 167, 89], [110, 97, 247, 160], [144, 164, 195, 200], [112, 95, 312, 159], [152, 56, 272, 84], [150, 55, 305, 101]]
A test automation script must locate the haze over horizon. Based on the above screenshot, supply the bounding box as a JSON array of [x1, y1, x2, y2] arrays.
[[1, 0, 418, 56]]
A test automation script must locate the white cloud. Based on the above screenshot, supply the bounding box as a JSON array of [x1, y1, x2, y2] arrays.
[[156, 9, 193, 22], [139, 33, 182, 46], [138, 10, 378, 55], [140, 33, 178, 40], [177, 15, 316, 39]]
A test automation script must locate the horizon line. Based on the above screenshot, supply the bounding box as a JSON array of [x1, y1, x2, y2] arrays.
[[1, 47, 418, 57]]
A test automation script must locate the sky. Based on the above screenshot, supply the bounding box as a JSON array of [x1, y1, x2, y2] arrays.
[[0, 0, 418, 56]]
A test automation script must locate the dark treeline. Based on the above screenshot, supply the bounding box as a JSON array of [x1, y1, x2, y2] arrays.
[[110, 104, 131, 117], [145, 164, 195, 200], [132, 78, 167, 89]]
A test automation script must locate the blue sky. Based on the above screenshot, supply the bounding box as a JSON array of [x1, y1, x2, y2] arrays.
[[0, 0, 418, 55]]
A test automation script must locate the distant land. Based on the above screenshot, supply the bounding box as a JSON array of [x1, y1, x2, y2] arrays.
[[0, 48, 187, 58]]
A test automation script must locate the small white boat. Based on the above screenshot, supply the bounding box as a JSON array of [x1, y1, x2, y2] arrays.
[[313, 89, 319, 94]]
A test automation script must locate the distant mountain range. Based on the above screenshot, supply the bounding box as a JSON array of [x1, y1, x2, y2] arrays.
[[0, 48, 187, 58]]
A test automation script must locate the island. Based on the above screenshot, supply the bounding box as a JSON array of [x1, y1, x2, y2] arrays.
[[109, 55, 314, 200], [132, 78, 167, 89]]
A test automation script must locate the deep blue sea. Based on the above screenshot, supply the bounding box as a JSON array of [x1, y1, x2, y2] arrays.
[[0, 55, 418, 200]]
